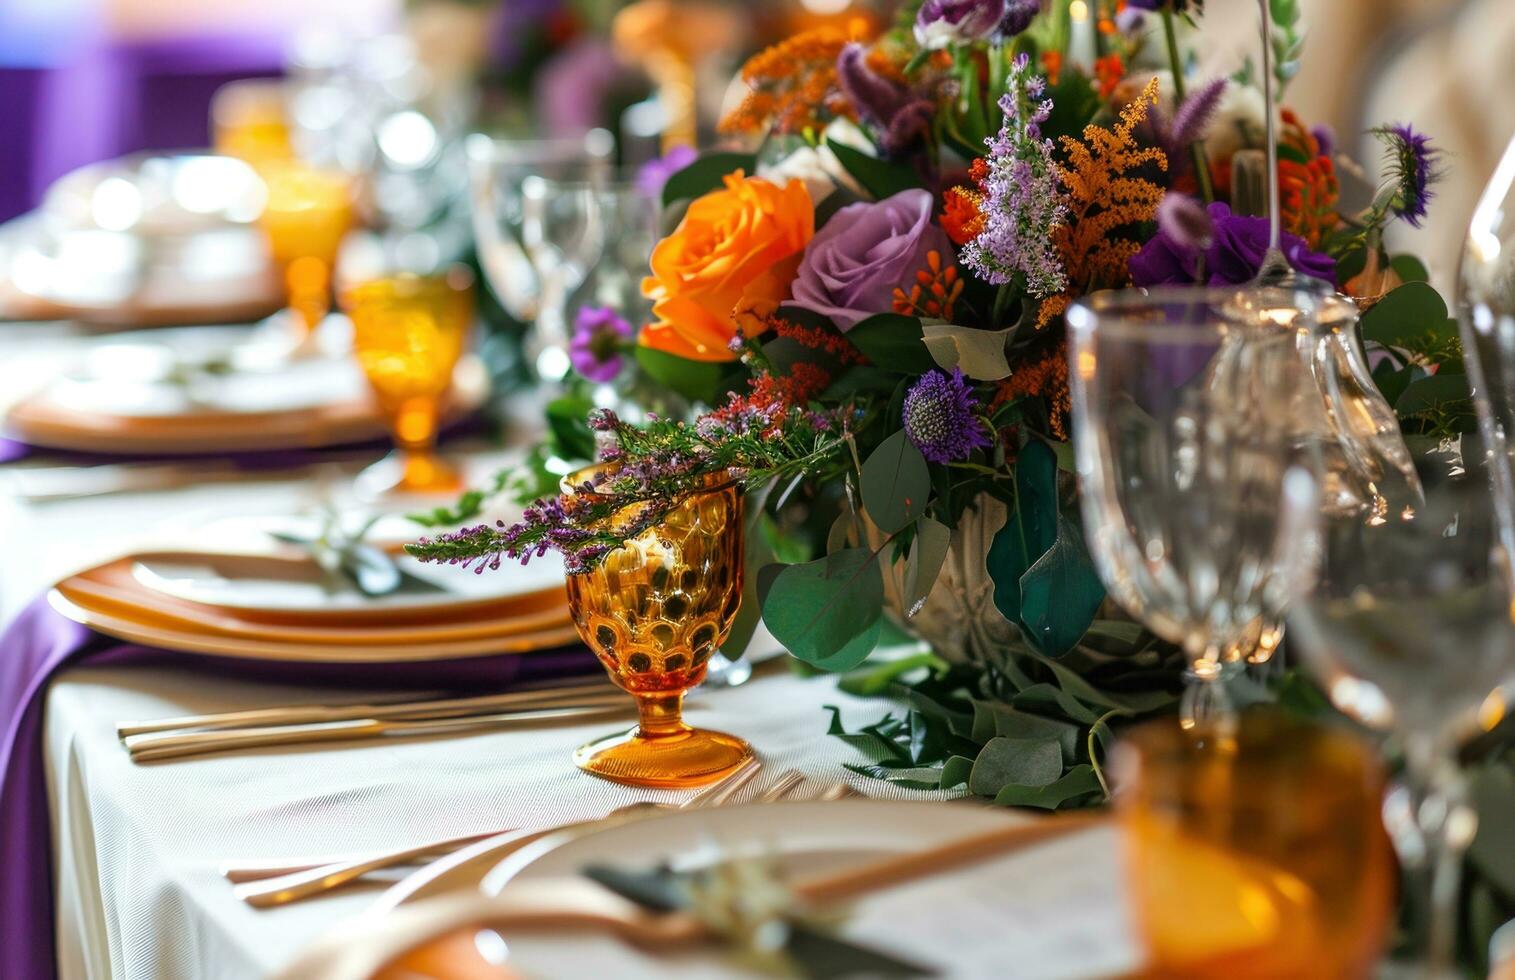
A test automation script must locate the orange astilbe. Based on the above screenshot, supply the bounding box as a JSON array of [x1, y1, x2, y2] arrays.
[[892, 250, 965, 321], [719, 28, 858, 136], [1042, 77, 1167, 324], [1094, 54, 1125, 98], [992, 339, 1072, 440], [941, 185, 987, 245], [1278, 109, 1341, 249]]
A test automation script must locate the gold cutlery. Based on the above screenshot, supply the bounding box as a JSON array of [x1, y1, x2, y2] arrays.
[[273, 810, 1103, 980], [127, 699, 629, 763], [221, 829, 509, 883], [236, 757, 767, 908], [118, 679, 616, 739]]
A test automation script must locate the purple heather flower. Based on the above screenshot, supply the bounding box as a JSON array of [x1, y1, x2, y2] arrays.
[[914, 0, 1007, 49], [1129, 201, 1336, 287], [569, 305, 633, 382], [786, 188, 953, 330], [836, 44, 933, 156], [902, 368, 993, 464], [962, 53, 1067, 299], [1000, 0, 1041, 36], [1373, 123, 1442, 228], [1168, 78, 1227, 151], [635, 145, 698, 199]]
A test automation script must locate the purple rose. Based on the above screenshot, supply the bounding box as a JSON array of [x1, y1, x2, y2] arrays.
[[914, 0, 1007, 49], [569, 305, 633, 382], [1129, 202, 1336, 288], [787, 189, 954, 331]]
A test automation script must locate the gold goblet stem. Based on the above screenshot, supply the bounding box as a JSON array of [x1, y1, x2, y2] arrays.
[[633, 692, 688, 738]]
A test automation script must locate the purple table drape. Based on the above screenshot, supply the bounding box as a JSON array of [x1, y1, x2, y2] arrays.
[[0, 596, 597, 979]]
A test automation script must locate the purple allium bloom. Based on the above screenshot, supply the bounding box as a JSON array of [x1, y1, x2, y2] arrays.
[[962, 53, 1067, 299], [1129, 202, 1335, 287], [914, 0, 1007, 49], [786, 188, 952, 330], [836, 44, 933, 155], [1373, 123, 1442, 228], [902, 368, 993, 464], [569, 305, 633, 382], [1000, 0, 1040, 36], [635, 145, 698, 199]]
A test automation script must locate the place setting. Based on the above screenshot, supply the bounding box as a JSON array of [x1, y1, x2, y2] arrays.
[[7, 0, 1515, 978]]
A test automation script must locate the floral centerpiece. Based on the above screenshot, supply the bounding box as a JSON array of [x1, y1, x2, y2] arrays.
[[413, 0, 1471, 810]]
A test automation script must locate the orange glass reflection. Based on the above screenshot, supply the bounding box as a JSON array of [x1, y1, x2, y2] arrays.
[[563, 465, 752, 787], [1114, 713, 1395, 979], [258, 162, 354, 339], [346, 269, 474, 495], [211, 78, 293, 165]]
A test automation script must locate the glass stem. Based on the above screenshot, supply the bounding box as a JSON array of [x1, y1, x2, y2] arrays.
[[1257, 0, 1282, 254], [1391, 736, 1476, 978], [635, 692, 688, 739], [1179, 666, 1235, 733]]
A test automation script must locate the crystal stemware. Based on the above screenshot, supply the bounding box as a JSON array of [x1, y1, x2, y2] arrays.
[[562, 465, 753, 787], [465, 131, 614, 352], [1066, 286, 1324, 726], [1286, 471, 1515, 977], [1114, 713, 1395, 977], [344, 265, 475, 498]]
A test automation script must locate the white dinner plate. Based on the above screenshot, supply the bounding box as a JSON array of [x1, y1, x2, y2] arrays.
[[130, 548, 565, 616], [468, 799, 1137, 979]]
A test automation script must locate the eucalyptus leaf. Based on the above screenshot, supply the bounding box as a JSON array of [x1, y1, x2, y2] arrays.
[[970, 701, 1080, 762], [660, 152, 755, 209], [861, 430, 930, 535], [1361, 282, 1449, 351], [846, 314, 937, 374], [762, 548, 885, 671], [825, 138, 919, 200], [920, 323, 1015, 380], [1395, 372, 1473, 420], [991, 765, 1103, 810], [902, 517, 952, 616], [968, 736, 1063, 795], [1018, 515, 1106, 658], [940, 755, 976, 790], [987, 439, 1058, 624], [1389, 254, 1430, 284], [544, 393, 595, 461], [824, 706, 910, 765]]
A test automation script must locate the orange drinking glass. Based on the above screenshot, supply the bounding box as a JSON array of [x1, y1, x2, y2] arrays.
[[346, 267, 475, 496], [257, 161, 354, 341], [211, 78, 293, 165], [1114, 713, 1396, 979], [563, 465, 753, 787]]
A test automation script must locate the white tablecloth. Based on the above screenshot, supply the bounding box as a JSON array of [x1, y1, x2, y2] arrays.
[[0, 325, 1129, 979]]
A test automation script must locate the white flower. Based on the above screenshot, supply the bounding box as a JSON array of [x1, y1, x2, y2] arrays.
[[755, 120, 870, 201], [1203, 83, 1266, 164]]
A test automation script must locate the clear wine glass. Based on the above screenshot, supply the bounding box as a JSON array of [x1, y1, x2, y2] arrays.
[[465, 130, 613, 348], [1067, 286, 1325, 727], [1285, 469, 1515, 978], [1460, 131, 1515, 576]]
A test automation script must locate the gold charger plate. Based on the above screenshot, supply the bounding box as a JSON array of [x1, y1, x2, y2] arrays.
[[3, 355, 487, 455], [48, 589, 582, 663]]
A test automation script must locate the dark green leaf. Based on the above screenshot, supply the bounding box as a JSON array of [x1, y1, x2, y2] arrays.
[[821, 365, 901, 401], [969, 701, 1081, 762], [987, 439, 1058, 624], [1360, 281, 1449, 350], [1469, 763, 1515, 897], [660, 152, 755, 209], [1372, 359, 1414, 408], [1389, 254, 1430, 283], [991, 765, 1103, 810], [815, 188, 863, 228], [940, 754, 976, 790], [634, 346, 737, 406], [861, 430, 930, 534], [1019, 515, 1106, 658], [1042, 71, 1100, 144], [1012, 682, 1101, 725], [825, 139, 919, 201], [824, 706, 910, 765], [544, 394, 595, 461], [968, 736, 1063, 795], [846, 314, 937, 374], [902, 516, 952, 615], [762, 548, 885, 671], [1395, 372, 1472, 419]]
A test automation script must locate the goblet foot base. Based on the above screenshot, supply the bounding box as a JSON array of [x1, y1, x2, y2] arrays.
[[574, 726, 753, 788]]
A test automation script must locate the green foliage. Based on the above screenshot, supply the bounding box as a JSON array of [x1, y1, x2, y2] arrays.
[[860, 430, 931, 535], [826, 139, 920, 201], [633, 347, 740, 406], [843, 313, 937, 375], [660, 152, 756, 209], [762, 548, 885, 671]]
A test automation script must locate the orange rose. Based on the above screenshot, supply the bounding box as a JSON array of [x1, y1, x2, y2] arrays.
[[640, 171, 813, 361]]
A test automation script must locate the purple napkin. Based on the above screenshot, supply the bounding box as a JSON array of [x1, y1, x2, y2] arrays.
[[0, 596, 597, 980]]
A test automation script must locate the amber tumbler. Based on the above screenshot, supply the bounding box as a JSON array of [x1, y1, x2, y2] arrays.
[[1113, 712, 1396, 979], [563, 466, 752, 787]]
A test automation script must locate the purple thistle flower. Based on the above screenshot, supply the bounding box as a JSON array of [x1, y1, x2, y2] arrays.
[[902, 368, 992, 464], [1373, 123, 1442, 228], [914, 0, 1007, 49], [635, 145, 698, 199], [1000, 0, 1040, 36], [569, 305, 633, 382], [1156, 193, 1214, 251], [962, 54, 1067, 298], [1169, 77, 1227, 151]]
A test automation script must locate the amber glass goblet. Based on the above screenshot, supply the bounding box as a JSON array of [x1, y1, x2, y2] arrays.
[[257, 161, 354, 343], [346, 267, 474, 496], [563, 466, 752, 787], [1114, 713, 1395, 979]]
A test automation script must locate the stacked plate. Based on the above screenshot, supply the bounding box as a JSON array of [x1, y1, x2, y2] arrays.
[[3, 325, 488, 455], [49, 540, 575, 662]]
